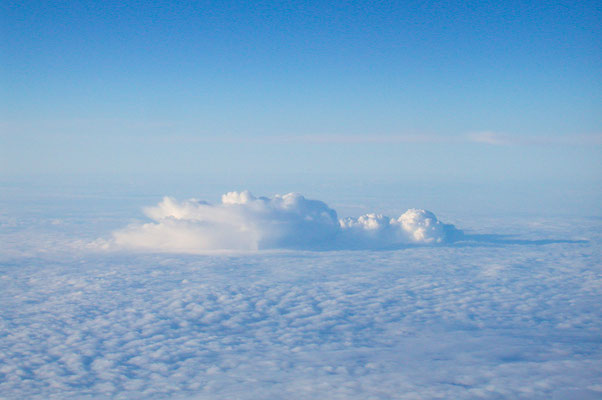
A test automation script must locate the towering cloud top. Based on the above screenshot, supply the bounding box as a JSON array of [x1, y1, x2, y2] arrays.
[[113, 191, 462, 252]]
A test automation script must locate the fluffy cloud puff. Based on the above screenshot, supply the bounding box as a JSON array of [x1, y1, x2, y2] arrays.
[[112, 191, 462, 252]]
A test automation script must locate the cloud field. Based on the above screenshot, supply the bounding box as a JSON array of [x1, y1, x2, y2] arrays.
[[1, 190, 600, 399], [1, 241, 601, 399], [112, 191, 462, 252]]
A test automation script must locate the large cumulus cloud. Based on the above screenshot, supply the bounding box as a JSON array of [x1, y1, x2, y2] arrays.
[[112, 191, 462, 252]]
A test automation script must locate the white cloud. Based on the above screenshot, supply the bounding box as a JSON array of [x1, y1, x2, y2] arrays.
[[1, 234, 600, 399], [465, 131, 510, 145], [111, 191, 462, 252], [340, 209, 461, 248], [465, 131, 602, 146], [1, 197, 600, 399]]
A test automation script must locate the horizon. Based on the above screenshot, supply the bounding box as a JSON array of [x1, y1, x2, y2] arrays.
[[1, 1, 601, 399]]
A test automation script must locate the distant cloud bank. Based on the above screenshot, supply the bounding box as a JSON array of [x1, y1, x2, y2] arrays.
[[111, 191, 462, 252]]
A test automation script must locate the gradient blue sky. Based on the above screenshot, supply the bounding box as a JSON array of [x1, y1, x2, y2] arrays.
[[1, 0, 600, 186]]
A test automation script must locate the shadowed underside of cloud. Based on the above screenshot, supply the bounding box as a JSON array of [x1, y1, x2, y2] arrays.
[[112, 191, 462, 252]]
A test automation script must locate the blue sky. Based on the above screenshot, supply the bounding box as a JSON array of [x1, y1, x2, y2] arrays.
[[1, 0, 600, 187]]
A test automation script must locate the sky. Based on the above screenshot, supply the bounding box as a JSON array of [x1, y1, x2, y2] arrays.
[[1, 3, 602, 398], [1, 0, 601, 206]]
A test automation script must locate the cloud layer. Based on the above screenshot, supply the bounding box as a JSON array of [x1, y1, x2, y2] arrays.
[[112, 191, 462, 252], [2, 192, 600, 399], [2, 236, 600, 399]]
